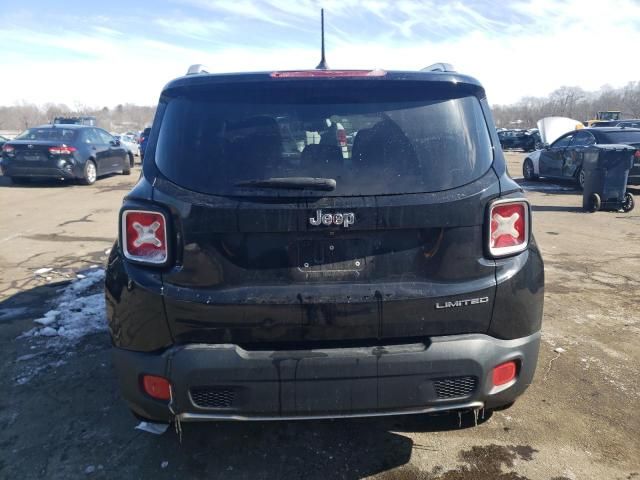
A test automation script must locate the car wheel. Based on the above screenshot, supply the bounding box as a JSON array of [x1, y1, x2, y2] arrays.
[[622, 192, 635, 212], [122, 157, 131, 175], [81, 160, 97, 185], [587, 193, 601, 212], [522, 159, 538, 180], [576, 168, 585, 190], [128, 152, 135, 168]]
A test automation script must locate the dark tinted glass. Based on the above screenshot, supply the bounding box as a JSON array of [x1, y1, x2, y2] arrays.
[[552, 135, 573, 148], [154, 85, 493, 196], [572, 130, 595, 146], [16, 128, 78, 142], [617, 121, 640, 128], [600, 130, 640, 144]]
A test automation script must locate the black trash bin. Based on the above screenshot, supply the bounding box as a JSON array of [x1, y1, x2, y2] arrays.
[[582, 145, 635, 212]]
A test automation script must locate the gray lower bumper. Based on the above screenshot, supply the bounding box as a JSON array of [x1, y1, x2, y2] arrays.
[[1, 165, 76, 179], [113, 332, 540, 423]]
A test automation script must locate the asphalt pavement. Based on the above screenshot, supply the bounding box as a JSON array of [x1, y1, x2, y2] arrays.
[[0, 155, 638, 479]]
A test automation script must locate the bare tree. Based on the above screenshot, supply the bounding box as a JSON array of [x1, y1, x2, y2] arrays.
[[492, 82, 640, 128], [0, 102, 155, 132]]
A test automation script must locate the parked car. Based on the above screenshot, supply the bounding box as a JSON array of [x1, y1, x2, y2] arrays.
[[114, 134, 138, 166], [615, 120, 640, 129], [0, 125, 130, 185], [106, 64, 544, 424], [53, 116, 97, 127], [498, 129, 540, 152], [139, 127, 151, 162], [523, 127, 640, 187]]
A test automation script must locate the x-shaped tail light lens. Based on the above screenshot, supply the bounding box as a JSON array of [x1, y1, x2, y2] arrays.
[[121, 210, 168, 264], [488, 200, 529, 257]]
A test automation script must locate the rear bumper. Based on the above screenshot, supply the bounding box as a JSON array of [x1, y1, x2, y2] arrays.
[[113, 331, 540, 422], [1, 164, 77, 179]]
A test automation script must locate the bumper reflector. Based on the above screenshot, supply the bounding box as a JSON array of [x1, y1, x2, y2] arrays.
[[142, 375, 171, 400], [493, 361, 517, 386]]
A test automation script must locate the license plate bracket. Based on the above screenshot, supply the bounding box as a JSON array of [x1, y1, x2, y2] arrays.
[[297, 239, 366, 272]]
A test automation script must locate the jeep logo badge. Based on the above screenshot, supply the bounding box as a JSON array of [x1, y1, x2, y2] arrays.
[[309, 209, 355, 228]]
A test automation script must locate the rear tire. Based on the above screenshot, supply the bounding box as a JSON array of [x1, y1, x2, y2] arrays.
[[622, 192, 634, 212], [122, 158, 131, 175], [523, 159, 538, 180], [81, 160, 97, 185], [128, 152, 134, 168], [588, 193, 601, 212]]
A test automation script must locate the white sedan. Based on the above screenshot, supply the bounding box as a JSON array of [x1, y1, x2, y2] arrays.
[[114, 134, 139, 166]]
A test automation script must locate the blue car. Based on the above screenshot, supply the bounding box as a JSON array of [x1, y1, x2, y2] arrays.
[[1, 124, 130, 185]]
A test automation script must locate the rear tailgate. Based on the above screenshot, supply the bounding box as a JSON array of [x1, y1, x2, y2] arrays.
[[7, 140, 56, 165], [156, 169, 498, 346], [149, 76, 499, 347]]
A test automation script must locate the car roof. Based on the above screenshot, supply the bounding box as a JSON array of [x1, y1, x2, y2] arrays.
[[161, 69, 486, 97], [585, 127, 640, 133]]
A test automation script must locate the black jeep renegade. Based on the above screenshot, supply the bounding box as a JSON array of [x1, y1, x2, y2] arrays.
[[106, 65, 544, 423]]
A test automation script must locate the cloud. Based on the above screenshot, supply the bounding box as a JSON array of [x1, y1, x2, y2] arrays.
[[153, 17, 229, 40], [1, 0, 640, 108]]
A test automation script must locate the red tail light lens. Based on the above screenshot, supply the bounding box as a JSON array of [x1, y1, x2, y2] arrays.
[[493, 361, 517, 386], [2, 145, 15, 154], [49, 145, 77, 155], [142, 375, 171, 401], [121, 210, 168, 264], [634, 150, 640, 159], [488, 200, 529, 257]]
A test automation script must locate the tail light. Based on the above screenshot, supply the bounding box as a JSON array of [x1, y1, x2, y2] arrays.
[[337, 129, 347, 147], [2, 145, 15, 154], [142, 375, 171, 401], [634, 150, 640, 159], [488, 199, 530, 257], [121, 210, 168, 265], [49, 145, 77, 155], [493, 361, 517, 386]]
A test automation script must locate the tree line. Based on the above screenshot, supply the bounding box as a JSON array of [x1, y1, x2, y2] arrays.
[[0, 103, 156, 133], [2, 81, 640, 133], [492, 81, 640, 129]]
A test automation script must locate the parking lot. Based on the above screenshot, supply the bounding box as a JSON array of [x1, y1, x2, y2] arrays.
[[0, 153, 638, 479]]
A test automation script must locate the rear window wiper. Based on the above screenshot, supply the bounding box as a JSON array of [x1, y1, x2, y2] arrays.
[[234, 177, 336, 191]]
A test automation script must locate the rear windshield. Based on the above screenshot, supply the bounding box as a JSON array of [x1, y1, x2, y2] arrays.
[[600, 130, 640, 144], [15, 128, 78, 142], [154, 84, 493, 196]]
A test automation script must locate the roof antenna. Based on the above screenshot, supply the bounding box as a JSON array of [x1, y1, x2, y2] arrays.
[[315, 8, 329, 70]]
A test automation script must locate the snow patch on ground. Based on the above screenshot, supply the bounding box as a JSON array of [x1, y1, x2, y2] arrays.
[[15, 269, 106, 385], [21, 269, 106, 343], [15, 359, 67, 385]]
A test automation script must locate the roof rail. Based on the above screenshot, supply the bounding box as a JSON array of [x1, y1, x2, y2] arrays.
[[421, 63, 456, 73], [186, 64, 209, 75]]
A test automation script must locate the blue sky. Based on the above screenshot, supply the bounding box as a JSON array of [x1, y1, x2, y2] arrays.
[[2, 0, 640, 107]]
